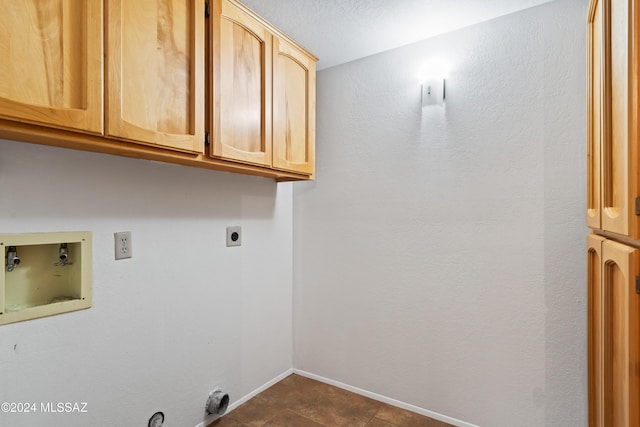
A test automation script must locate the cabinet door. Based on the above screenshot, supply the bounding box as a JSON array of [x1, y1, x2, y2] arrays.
[[588, 0, 602, 230], [0, 0, 103, 133], [272, 37, 316, 175], [600, 0, 640, 237], [107, 0, 204, 153], [588, 234, 606, 427], [601, 239, 640, 426], [210, 0, 272, 166]]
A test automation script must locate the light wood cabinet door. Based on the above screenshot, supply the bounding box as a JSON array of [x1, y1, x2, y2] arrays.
[[272, 37, 316, 175], [588, 0, 603, 230], [0, 0, 103, 133], [588, 234, 606, 427], [107, 0, 204, 153], [587, 0, 640, 238], [597, 239, 640, 426], [588, 0, 640, 238], [601, 0, 632, 236], [210, 0, 272, 167]]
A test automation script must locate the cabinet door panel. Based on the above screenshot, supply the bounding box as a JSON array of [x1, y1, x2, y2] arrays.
[[272, 38, 315, 175], [602, 0, 631, 236], [0, 0, 103, 133], [211, 0, 272, 166], [602, 239, 640, 427], [588, 234, 605, 427], [588, 0, 602, 229], [107, 0, 204, 152]]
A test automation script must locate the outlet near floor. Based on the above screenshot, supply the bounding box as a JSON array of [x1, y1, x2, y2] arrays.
[[114, 231, 132, 260]]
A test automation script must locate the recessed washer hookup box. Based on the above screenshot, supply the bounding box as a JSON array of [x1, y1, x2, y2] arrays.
[[0, 231, 92, 326]]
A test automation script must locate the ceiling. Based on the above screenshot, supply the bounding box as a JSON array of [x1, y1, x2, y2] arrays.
[[240, 0, 554, 70]]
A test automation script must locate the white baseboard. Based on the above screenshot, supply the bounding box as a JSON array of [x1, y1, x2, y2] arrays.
[[292, 369, 480, 427], [193, 368, 294, 427]]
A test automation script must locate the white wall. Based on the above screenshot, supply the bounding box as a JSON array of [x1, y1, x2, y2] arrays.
[[0, 140, 293, 427], [293, 0, 588, 426]]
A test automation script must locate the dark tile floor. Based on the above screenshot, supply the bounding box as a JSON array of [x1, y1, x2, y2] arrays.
[[209, 374, 453, 427]]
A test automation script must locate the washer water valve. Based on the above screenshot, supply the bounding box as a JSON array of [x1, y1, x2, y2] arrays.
[[55, 243, 73, 266], [6, 246, 20, 272], [206, 389, 229, 416]]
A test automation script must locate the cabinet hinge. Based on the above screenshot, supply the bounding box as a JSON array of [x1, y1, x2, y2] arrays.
[[205, 1, 210, 18], [636, 276, 640, 295], [636, 197, 640, 215], [205, 131, 210, 147]]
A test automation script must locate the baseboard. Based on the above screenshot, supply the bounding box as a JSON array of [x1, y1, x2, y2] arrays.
[[292, 369, 479, 427], [194, 368, 294, 427]]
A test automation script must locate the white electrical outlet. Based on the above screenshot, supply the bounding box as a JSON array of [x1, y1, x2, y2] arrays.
[[226, 226, 241, 247], [114, 231, 132, 260]]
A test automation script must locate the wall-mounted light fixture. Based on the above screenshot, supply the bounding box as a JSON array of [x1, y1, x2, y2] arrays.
[[418, 58, 449, 107], [421, 78, 445, 107]]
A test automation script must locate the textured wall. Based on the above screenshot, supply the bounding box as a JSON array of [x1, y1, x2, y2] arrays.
[[542, 0, 590, 424], [293, 0, 588, 425], [0, 140, 293, 427]]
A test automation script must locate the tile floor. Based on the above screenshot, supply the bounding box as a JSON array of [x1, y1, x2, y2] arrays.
[[209, 374, 453, 427]]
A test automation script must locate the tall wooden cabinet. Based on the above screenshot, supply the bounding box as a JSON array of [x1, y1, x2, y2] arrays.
[[0, 0, 317, 181], [587, 0, 640, 425], [0, 0, 103, 134]]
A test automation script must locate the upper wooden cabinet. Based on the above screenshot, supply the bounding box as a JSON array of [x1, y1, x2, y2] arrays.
[[272, 37, 316, 175], [587, 0, 640, 238], [0, 0, 315, 181], [209, 0, 317, 176], [0, 0, 103, 134], [106, 0, 204, 153], [210, 0, 272, 166]]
